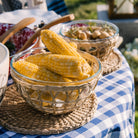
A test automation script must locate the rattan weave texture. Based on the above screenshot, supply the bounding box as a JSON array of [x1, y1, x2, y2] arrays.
[[101, 50, 122, 75], [0, 84, 97, 135]]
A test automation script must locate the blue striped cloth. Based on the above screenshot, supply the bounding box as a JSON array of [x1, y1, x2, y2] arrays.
[[0, 48, 135, 138], [47, 0, 69, 16]]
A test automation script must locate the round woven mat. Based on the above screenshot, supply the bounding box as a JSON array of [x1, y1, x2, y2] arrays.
[[0, 84, 98, 135], [101, 50, 122, 75]]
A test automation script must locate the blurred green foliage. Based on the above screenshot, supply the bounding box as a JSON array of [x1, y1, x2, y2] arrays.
[[64, 0, 106, 19]]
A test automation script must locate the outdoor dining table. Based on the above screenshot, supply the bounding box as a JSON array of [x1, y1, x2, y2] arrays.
[[0, 9, 135, 138]]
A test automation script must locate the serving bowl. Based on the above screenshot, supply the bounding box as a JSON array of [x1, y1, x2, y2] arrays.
[[0, 23, 39, 75], [0, 23, 39, 57], [10, 47, 102, 115], [60, 19, 119, 61]]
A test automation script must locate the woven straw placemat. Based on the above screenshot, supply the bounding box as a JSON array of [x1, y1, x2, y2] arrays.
[[101, 50, 122, 75], [0, 84, 98, 135]]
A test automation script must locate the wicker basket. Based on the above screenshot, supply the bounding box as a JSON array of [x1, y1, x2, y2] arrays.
[[10, 48, 102, 115], [60, 19, 119, 61]]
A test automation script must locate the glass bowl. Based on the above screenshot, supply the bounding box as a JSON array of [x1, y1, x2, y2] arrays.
[[0, 23, 39, 58], [0, 23, 39, 74], [60, 19, 119, 61], [10, 47, 102, 115]]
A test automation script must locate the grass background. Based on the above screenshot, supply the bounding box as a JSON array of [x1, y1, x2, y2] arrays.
[[64, 0, 138, 137], [65, 0, 105, 20]]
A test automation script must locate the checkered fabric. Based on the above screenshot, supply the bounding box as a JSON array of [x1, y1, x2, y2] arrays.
[[0, 48, 135, 138]]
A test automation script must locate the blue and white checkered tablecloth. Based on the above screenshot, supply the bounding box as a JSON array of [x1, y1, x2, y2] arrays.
[[0, 9, 135, 138], [0, 48, 135, 138]]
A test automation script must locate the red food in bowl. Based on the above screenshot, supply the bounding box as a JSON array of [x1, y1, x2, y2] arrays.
[[0, 23, 39, 75], [0, 23, 37, 55]]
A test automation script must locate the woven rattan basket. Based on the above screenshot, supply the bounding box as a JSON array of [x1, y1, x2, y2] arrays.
[[10, 47, 102, 115], [60, 19, 119, 61], [0, 84, 98, 135]]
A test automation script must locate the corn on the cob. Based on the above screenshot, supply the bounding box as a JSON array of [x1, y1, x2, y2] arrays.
[[55, 90, 79, 101], [41, 29, 81, 57], [69, 42, 77, 49], [25, 53, 49, 66], [25, 54, 91, 79], [30, 91, 52, 106], [41, 30, 93, 75], [13, 60, 71, 82], [30, 90, 79, 107]]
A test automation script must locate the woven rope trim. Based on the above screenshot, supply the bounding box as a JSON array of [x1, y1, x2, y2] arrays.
[[0, 84, 98, 135], [101, 50, 122, 75]]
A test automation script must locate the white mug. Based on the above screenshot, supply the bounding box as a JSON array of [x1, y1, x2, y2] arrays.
[[0, 43, 9, 105]]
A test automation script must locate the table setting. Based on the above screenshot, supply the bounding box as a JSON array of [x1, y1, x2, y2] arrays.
[[0, 9, 135, 138]]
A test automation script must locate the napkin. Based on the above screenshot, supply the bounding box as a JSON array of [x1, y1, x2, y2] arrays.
[[0, 9, 61, 29]]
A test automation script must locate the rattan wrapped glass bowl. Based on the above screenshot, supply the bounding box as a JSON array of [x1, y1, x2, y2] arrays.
[[60, 19, 119, 61], [10, 47, 102, 115]]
